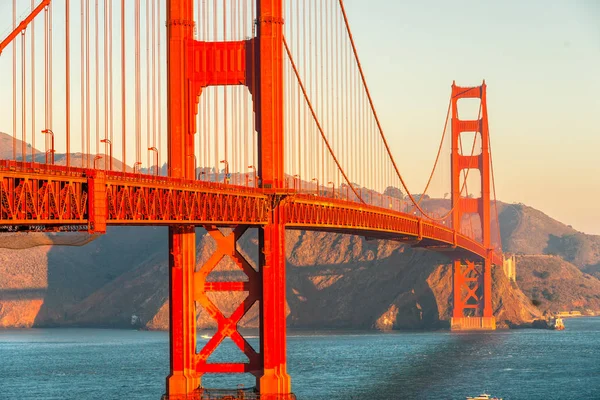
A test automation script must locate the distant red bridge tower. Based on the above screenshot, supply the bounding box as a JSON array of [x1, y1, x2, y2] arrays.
[[450, 81, 496, 331]]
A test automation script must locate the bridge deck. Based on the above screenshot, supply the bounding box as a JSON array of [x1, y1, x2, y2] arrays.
[[0, 161, 502, 265]]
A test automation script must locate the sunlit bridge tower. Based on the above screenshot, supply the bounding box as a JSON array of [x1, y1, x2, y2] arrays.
[[450, 81, 497, 331], [165, 0, 292, 399]]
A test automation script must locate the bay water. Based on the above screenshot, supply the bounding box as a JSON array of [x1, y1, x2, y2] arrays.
[[1, 318, 599, 399]]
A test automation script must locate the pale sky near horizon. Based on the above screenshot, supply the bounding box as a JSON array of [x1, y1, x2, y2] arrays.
[[343, 0, 600, 235], [0, 1, 598, 235]]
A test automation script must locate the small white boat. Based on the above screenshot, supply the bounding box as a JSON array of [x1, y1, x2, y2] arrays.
[[467, 394, 502, 400]]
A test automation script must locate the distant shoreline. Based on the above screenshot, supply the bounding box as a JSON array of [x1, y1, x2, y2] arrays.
[[2, 317, 599, 333]]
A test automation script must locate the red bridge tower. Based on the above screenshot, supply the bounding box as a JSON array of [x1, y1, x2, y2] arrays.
[[450, 81, 497, 331], [165, 0, 292, 398]]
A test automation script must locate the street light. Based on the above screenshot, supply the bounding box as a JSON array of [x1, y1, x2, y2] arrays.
[[328, 181, 335, 198], [248, 165, 257, 188], [293, 174, 300, 191], [41, 129, 55, 165], [312, 178, 319, 195], [148, 147, 159, 176], [134, 161, 142, 174], [100, 138, 112, 171], [220, 159, 229, 184], [94, 155, 103, 170]]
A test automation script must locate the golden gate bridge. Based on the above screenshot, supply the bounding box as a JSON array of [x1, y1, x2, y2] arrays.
[[0, 1, 504, 398]]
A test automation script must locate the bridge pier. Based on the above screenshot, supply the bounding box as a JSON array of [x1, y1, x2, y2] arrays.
[[259, 206, 292, 396], [450, 258, 496, 331], [166, 226, 201, 399]]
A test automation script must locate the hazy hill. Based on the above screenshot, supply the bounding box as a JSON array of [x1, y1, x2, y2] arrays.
[[0, 132, 40, 159], [514, 254, 600, 314], [498, 202, 600, 269], [0, 132, 132, 172]]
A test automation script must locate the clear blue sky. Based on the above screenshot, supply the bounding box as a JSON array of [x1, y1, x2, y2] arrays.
[[344, 0, 600, 235], [0, 1, 598, 234]]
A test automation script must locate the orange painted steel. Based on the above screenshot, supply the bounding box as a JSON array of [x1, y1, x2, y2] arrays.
[[165, 0, 200, 398], [0, 0, 51, 55], [194, 226, 261, 376], [450, 81, 495, 322], [163, 0, 292, 397], [0, 161, 502, 268]]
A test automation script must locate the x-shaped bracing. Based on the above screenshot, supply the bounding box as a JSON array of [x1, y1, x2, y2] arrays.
[[194, 226, 262, 376]]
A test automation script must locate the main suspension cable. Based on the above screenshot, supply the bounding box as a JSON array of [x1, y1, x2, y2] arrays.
[[283, 35, 365, 204]]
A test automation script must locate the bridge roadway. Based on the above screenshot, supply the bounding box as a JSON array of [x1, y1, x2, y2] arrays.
[[0, 161, 502, 266]]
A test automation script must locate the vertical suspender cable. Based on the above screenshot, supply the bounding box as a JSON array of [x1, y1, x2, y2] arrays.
[[302, 0, 307, 188], [45, 3, 48, 149], [65, 0, 70, 167], [152, 0, 156, 163], [49, 3, 53, 132], [31, 0, 36, 163], [223, 0, 228, 181], [252, 0, 256, 181], [20, 31, 26, 161], [213, 0, 218, 178], [243, 0, 248, 183], [86, 0, 90, 166], [231, 0, 235, 181], [135, 0, 141, 167], [21, 32, 26, 162], [121, 0, 126, 171], [157, 0, 161, 173], [296, 0, 300, 186], [146, 0, 150, 169], [109, 0, 113, 168], [319, 0, 324, 193], [104, 0, 108, 168], [81, 0, 85, 166], [12, 0, 16, 161], [95, 0, 99, 162]]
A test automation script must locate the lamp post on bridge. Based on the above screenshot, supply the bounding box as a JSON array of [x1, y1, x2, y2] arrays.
[[312, 178, 319, 195], [41, 129, 55, 165], [220, 159, 229, 184], [148, 147, 159, 176], [100, 138, 112, 171], [94, 155, 103, 170], [133, 161, 142, 174], [328, 181, 335, 198], [293, 174, 300, 191]]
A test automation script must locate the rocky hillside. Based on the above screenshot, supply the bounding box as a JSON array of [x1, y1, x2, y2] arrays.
[[493, 203, 600, 313], [514, 255, 600, 314], [0, 227, 539, 330]]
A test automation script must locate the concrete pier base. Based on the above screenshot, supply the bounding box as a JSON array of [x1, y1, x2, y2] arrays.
[[450, 316, 497, 331]]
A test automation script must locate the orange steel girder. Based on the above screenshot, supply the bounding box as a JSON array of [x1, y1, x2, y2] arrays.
[[166, 0, 291, 398], [195, 226, 261, 375], [450, 81, 494, 321]]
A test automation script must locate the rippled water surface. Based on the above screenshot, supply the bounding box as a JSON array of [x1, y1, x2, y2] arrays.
[[1, 318, 599, 399]]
